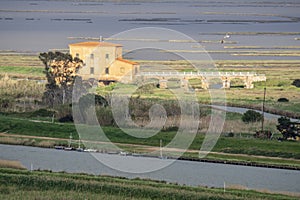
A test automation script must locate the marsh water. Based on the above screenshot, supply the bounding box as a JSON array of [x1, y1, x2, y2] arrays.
[[1, 144, 300, 193], [1, 0, 300, 61]]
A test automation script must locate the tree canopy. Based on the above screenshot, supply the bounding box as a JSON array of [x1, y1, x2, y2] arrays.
[[277, 117, 300, 140], [242, 110, 263, 123], [39, 52, 83, 107], [292, 79, 300, 88]]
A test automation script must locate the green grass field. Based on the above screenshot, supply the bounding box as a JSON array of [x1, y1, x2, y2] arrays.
[[0, 54, 44, 78], [0, 53, 300, 116], [0, 66, 44, 77], [0, 167, 298, 200]]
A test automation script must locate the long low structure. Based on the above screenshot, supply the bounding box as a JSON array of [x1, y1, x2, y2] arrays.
[[68, 41, 266, 89], [138, 71, 266, 89]]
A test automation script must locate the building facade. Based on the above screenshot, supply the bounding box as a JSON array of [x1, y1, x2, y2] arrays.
[[69, 41, 139, 84]]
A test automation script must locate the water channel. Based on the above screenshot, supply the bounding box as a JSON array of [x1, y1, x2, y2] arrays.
[[1, 144, 299, 193]]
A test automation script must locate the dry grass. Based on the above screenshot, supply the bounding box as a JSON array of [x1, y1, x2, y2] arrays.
[[0, 160, 26, 170], [225, 183, 300, 199], [0, 75, 44, 98], [37, 140, 56, 148], [226, 184, 249, 190], [0, 137, 27, 145], [0, 137, 38, 146], [198, 114, 278, 134], [0, 54, 41, 66], [0, 136, 61, 149], [0, 75, 44, 112]]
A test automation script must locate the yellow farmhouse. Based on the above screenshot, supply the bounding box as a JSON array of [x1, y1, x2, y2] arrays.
[[69, 41, 140, 84]]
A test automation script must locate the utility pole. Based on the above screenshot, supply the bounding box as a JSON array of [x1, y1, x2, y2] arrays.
[[160, 139, 163, 158], [69, 132, 73, 148], [261, 83, 266, 133]]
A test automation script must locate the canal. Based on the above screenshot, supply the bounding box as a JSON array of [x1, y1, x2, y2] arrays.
[[1, 144, 299, 193]]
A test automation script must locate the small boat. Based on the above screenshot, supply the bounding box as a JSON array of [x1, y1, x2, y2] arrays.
[[54, 146, 64, 150], [107, 151, 118, 154], [64, 147, 73, 151], [76, 148, 84, 152], [120, 151, 128, 156], [84, 149, 97, 153], [76, 139, 84, 152]]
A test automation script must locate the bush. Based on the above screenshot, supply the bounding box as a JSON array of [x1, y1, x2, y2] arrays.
[[31, 108, 55, 117], [242, 110, 263, 123], [58, 114, 73, 123], [225, 132, 234, 137], [135, 83, 156, 94], [292, 79, 300, 88], [55, 104, 72, 120], [96, 106, 114, 126], [162, 126, 178, 132], [79, 94, 108, 107], [277, 98, 289, 102], [0, 98, 14, 111]]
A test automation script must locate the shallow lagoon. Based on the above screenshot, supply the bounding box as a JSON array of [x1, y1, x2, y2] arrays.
[[0, 0, 300, 61]]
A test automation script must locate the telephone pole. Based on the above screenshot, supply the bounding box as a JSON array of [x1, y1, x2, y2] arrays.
[[261, 83, 266, 133]]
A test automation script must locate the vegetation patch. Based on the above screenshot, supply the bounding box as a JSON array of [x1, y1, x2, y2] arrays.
[[0, 168, 298, 200], [0, 160, 26, 170]]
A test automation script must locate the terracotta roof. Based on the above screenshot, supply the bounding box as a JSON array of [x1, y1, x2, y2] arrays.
[[69, 41, 122, 47], [116, 58, 138, 65]]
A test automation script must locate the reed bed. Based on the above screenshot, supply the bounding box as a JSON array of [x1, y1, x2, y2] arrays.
[[0, 160, 26, 170], [0, 75, 44, 99]]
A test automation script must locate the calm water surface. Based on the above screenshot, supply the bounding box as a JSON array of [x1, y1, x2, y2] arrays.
[[1, 144, 300, 193], [0, 0, 300, 60]]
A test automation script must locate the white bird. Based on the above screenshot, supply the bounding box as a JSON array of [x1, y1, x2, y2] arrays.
[[224, 33, 230, 39]]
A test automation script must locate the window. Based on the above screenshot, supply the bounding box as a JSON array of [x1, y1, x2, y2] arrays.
[[90, 54, 94, 59], [90, 67, 94, 74], [120, 67, 125, 74], [105, 54, 109, 59], [75, 53, 79, 58], [105, 68, 109, 75]]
